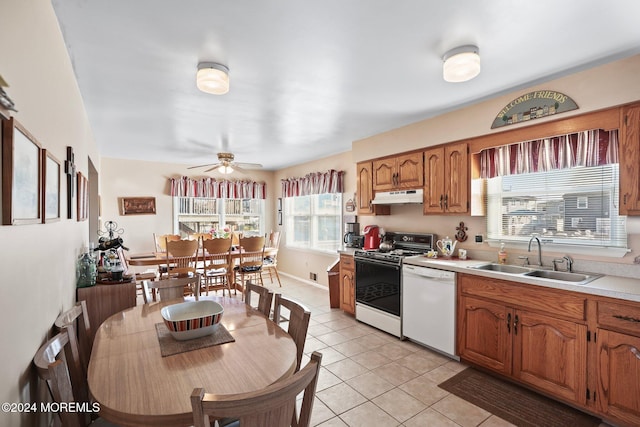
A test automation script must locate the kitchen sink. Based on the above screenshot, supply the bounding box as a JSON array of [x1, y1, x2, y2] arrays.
[[469, 263, 534, 274], [524, 269, 602, 284], [468, 263, 602, 285]]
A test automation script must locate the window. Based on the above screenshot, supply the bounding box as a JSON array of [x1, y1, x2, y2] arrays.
[[173, 197, 264, 237], [284, 193, 342, 252], [486, 164, 627, 250]]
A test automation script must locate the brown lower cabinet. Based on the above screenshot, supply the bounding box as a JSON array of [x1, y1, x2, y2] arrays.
[[458, 273, 640, 427], [339, 254, 355, 315]]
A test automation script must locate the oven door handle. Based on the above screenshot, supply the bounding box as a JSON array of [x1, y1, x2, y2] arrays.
[[355, 257, 401, 269]]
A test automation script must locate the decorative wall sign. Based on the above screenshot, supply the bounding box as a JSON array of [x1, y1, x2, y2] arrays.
[[2, 117, 42, 225], [76, 172, 88, 221], [491, 90, 578, 129], [120, 197, 156, 215], [42, 149, 61, 223]]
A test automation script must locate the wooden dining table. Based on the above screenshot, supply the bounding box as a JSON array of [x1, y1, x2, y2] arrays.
[[88, 296, 297, 427], [126, 248, 278, 267]]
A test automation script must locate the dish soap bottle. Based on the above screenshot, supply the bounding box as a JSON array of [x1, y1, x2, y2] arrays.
[[498, 243, 507, 265]]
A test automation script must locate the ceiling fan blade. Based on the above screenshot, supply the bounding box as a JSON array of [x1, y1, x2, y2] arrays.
[[234, 162, 263, 169], [188, 163, 218, 169], [204, 163, 223, 172]]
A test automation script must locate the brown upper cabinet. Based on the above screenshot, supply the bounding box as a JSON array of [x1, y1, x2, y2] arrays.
[[620, 102, 640, 215], [423, 142, 469, 214], [356, 161, 390, 216], [372, 152, 423, 191]]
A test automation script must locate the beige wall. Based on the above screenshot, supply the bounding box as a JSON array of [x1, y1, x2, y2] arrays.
[[274, 151, 355, 287], [0, 1, 100, 426], [99, 158, 277, 253]]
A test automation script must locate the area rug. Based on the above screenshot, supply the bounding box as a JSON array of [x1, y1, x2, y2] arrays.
[[155, 322, 235, 357], [438, 368, 601, 427]]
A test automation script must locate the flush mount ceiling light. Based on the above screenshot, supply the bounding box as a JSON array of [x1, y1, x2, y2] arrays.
[[442, 45, 480, 83], [196, 62, 230, 95]]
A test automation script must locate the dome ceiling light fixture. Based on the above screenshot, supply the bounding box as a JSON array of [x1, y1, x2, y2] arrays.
[[196, 62, 230, 94], [442, 45, 480, 83]]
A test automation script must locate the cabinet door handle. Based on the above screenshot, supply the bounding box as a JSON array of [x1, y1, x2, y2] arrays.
[[514, 314, 519, 335], [613, 314, 640, 323], [444, 194, 448, 209], [507, 313, 511, 334], [439, 194, 444, 208]]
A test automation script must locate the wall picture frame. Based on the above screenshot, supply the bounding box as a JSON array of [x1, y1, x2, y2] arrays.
[[42, 149, 61, 223], [120, 197, 156, 215], [76, 171, 88, 222], [2, 117, 42, 225]]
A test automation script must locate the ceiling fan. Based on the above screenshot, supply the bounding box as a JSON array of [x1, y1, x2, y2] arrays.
[[187, 152, 263, 174]]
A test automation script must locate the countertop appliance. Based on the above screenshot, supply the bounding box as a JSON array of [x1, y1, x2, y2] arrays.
[[362, 225, 381, 250], [354, 232, 434, 337], [402, 263, 457, 359], [343, 222, 360, 248]]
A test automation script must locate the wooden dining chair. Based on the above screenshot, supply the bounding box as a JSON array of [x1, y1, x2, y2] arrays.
[[235, 236, 265, 295], [244, 281, 274, 317], [201, 237, 233, 296], [191, 351, 322, 427], [273, 294, 312, 372], [54, 301, 93, 378], [165, 238, 199, 280], [153, 233, 181, 252], [33, 329, 117, 427], [141, 274, 201, 303], [262, 231, 282, 287]]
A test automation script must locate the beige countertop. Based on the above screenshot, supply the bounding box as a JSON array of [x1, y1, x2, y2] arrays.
[[337, 247, 358, 256], [403, 256, 640, 303]]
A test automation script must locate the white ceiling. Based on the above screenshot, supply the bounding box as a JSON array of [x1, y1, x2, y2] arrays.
[[51, 0, 640, 173]]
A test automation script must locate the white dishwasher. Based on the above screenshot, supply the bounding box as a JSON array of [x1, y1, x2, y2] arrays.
[[402, 264, 458, 359]]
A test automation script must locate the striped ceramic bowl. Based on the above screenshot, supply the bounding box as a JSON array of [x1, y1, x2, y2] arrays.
[[161, 300, 224, 341]]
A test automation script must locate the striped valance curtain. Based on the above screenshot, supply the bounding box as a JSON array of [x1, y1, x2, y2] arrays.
[[281, 169, 344, 197], [479, 129, 619, 179], [169, 176, 266, 199]]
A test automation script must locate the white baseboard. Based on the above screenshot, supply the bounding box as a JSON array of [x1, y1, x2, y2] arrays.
[[278, 271, 328, 290]]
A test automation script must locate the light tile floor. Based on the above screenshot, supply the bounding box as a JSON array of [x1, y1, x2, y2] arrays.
[[197, 273, 609, 427]]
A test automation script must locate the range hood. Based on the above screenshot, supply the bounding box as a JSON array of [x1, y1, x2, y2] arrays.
[[371, 189, 423, 205]]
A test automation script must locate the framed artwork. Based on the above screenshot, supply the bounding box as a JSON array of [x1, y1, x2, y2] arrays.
[[42, 149, 61, 222], [76, 171, 88, 222], [2, 117, 42, 225], [120, 197, 156, 215], [277, 197, 282, 211], [277, 211, 283, 226]]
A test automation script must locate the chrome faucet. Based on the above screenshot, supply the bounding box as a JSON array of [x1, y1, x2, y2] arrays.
[[527, 236, 542, 266], [563, 255, 574, 272]]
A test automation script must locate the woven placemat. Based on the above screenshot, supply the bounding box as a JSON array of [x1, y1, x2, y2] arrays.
[[155, 322, 235, 357]]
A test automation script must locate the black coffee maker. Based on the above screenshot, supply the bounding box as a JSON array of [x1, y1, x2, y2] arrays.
[[343, 222, 360, 247]]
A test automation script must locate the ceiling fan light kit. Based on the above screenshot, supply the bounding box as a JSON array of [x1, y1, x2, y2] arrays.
[[196, 62, 230, 94], [442, 45, 480, 83]]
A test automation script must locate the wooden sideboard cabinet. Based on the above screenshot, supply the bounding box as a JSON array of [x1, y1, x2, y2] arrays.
[[77, 282, 137, 342], [339, 254, 355, 315]]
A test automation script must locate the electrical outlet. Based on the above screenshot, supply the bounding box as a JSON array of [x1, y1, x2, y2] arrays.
[[309, 272, 317, 281], [634, 256, 640, 264], [475, 234, 483, 243]]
